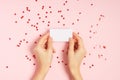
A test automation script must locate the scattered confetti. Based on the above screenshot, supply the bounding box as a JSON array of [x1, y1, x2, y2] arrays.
[[9, 38, 11, 40], [103, 45, 106, 49], [10, 0, 107, 72], [91, 3, 93, 6]]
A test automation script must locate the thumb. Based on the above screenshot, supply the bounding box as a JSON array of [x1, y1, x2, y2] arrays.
[[47, 36, 53, 53], [68, 38, 74, 55]]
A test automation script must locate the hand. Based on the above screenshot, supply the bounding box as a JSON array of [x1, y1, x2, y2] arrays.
[[33, 33, 53, 80], [68, 32, 86, 80]]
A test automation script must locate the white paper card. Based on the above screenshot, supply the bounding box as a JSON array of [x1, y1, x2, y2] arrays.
[[50, 29, 72, 42]]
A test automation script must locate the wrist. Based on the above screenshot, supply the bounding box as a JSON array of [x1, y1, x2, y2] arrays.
[[33, 65, 49, 80], [72, 72, 82, 80], [38, 66, 49, 76], [69, 68, 82, 80], [37, 63, 50, 73]]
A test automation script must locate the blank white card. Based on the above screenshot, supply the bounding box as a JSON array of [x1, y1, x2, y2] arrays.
[[50, 29, 72, 42]]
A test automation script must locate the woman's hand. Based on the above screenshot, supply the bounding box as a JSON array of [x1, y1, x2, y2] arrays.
[[68, 32, 86, 80], [33, 33, 53, 80]]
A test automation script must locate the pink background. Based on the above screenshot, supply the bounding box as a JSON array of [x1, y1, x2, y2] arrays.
[[0, 0, 120, 80]]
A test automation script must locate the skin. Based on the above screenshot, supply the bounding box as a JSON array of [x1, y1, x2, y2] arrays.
[[68, 32, 86, 80], [32, 33, 53, 80], [32, 32, 86, 80]]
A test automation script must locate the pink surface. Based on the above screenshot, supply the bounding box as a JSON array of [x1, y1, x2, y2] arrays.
[[0, 0, 120, 80]]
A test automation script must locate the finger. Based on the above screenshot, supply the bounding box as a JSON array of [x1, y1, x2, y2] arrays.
[[47, 36, 53, 53], [37, 33, 49, 47], [68, 38, 74, 54], [73, 32, 84, 49]]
